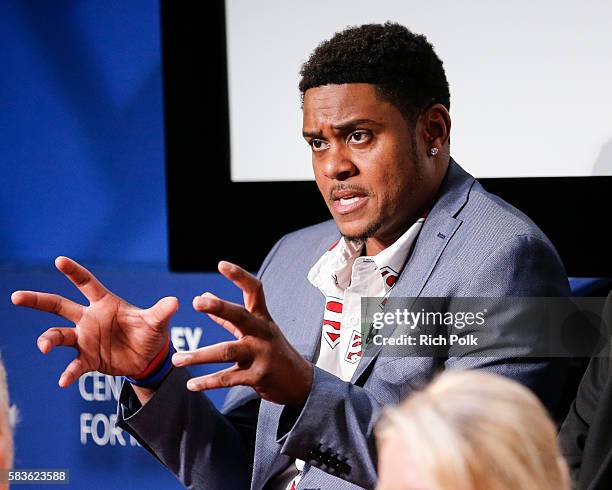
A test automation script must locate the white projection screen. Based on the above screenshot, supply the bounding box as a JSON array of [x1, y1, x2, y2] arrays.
[[226, 0, 612, 182]]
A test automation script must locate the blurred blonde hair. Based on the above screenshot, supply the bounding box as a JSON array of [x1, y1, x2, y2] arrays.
[[0, 353, 14, 469], [376, 370, 569, 490]]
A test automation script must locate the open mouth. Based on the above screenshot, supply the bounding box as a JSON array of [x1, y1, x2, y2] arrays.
[[332, 190, 368, 215]]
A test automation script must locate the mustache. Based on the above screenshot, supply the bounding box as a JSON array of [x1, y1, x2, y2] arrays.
[[328, 184, 370, 201]]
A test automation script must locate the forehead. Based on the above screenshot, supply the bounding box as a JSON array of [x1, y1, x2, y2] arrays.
[[302, 83, 393, 128]]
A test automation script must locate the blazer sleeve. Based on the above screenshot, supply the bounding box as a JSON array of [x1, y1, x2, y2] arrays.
[[274, 365, 387, 489], [116, 367, 255, 489], [114, 236, 286, 489], [558, 356, 608, 484], [558, 292, 612, 484]]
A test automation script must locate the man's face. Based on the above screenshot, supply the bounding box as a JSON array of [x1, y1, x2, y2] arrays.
[[303, 83, 433, 250]]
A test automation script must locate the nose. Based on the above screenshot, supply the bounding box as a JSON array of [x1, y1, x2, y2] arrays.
[[320, 146, 358, 181]]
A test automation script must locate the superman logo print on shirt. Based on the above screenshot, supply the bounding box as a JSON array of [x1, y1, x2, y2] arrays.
[[323, 297, 343, 349], [344, 330, 363, 364], [379, 265, 399, 289]]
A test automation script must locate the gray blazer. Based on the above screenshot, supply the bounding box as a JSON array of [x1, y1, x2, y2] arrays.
[[117, 159, 570, 490]]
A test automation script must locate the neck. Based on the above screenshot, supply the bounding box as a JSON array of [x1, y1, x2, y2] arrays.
[[364, 207, 430, 256], [364, 234, 399, 256]]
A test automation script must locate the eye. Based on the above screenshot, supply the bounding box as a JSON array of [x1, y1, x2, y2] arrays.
[[347, 131, 371, 145], [309, 138, 330, 152]]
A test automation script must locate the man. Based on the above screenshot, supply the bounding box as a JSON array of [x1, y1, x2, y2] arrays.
[[559, 291, 612, 489], [12, 23, 569, 489], [0, 354, 14, 489]]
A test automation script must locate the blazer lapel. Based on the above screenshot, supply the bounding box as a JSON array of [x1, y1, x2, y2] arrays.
[[351, 158, 474, 383], [266, 227, 337, 364], [252, 231, 332, 488], [284, 280, 325, 363], [350, 215, 461, 382]]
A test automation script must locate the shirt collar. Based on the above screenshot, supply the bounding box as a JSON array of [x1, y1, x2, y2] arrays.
[[307, 235, 362, 291], [307, 218, 425, 292], [372, 218, 425, 274]]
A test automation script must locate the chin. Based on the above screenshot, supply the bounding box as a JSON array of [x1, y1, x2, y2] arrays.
[[336, 217, 381, 242]]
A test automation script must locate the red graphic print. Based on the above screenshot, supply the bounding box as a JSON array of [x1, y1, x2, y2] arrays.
[[344, 330, 363, 364]]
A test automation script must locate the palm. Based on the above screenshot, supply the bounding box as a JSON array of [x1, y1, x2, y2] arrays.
[[71, 299, 160, 375], [11, 257, 178, 387]]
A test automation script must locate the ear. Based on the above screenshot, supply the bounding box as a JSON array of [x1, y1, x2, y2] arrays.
[[419, 104, 451, 155]]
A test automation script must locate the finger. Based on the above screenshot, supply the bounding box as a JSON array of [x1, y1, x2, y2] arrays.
[[185, 365, 251, 391], [37, 327, 78, 355], [196, 292, 241, 338], [207, 311, 241, 338], [58, 355, 88, 388], [11, 291, 83, 323], [192, 294, 260, 336], [218, 261, 270, 316], [142, 296, 179, 329], [55, 256, 109, 303], [172, 341, 251, 367]]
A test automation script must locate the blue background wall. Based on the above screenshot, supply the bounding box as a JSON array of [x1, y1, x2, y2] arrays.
[[0, 2, 235, 488], [0, 0, 167, 264]]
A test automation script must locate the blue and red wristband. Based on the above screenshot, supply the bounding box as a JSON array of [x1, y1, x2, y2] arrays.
[[125, 337, 176, 388]]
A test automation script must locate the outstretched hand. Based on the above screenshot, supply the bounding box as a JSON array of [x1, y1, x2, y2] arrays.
[[172, 261, 313, 408], [11, 256, 178, 387]]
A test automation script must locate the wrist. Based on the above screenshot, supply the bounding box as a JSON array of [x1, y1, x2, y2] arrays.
[[125, 337, 175, 389], [289, 360, 313, 408], [133, 337, 171, 379]]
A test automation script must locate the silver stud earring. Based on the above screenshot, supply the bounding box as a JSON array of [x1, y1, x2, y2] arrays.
[[429, 147, 439, 156]]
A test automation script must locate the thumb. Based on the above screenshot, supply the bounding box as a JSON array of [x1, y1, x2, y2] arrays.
[[146, 296, 179, 327]]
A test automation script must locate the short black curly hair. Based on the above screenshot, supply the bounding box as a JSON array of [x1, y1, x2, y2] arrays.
[[299, 22, 450, 123]]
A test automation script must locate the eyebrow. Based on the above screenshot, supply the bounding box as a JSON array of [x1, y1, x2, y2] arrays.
[[302, 118, 380, 138]]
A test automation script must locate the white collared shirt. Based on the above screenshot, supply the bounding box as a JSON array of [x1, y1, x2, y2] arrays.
[[307, 218, 425, 382], [283, 219, 425, 489]]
